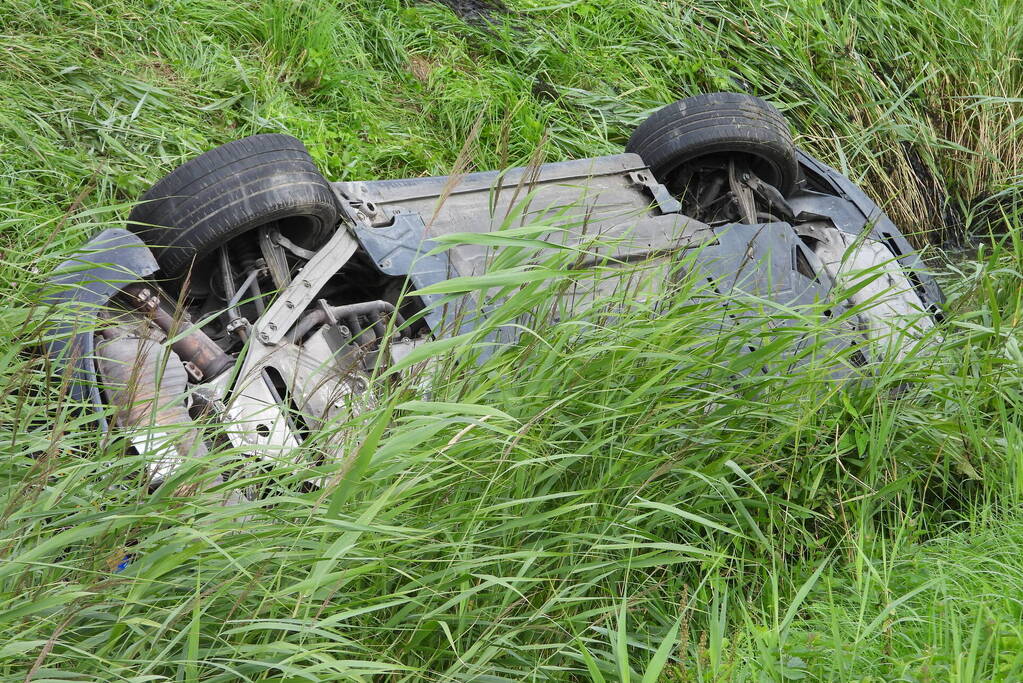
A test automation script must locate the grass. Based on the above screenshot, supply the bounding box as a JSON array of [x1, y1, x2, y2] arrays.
[[1, 0, 1023, 680]]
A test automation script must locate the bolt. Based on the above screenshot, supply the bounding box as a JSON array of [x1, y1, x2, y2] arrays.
[[356, 211, 367, 221], [183, 361, 203, 382], [226, 317, 248, 333], [259, 332, 270, 342], [285, 301, 294, 309], [302, 280, 311, 288], [267, 322, 277, 331]]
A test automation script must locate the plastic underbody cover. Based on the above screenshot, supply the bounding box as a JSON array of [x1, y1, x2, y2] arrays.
[[335, 151, 942, 353]]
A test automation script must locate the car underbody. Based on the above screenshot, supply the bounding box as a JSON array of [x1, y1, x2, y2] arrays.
[[44, 93, 944, 494]]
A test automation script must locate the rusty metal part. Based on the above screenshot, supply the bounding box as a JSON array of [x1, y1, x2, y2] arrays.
[[225, 317, 249, 338], [122, 283, 234, 381]]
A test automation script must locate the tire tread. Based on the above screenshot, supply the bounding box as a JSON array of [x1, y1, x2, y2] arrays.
[[128, 134, 338, 282], [626, 93, 797, 194]]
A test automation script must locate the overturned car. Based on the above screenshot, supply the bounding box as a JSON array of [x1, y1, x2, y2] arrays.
[[46, 92, 944, 490]]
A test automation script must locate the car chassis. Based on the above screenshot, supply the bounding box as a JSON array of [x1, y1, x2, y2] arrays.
[[45, 93, 944, 492]]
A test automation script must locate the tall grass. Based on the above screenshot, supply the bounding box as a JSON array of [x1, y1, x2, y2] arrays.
[[6, 219, 1023, 679], [2, 0, 1023, 679]]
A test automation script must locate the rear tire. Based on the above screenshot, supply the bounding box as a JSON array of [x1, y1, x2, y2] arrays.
[[626, 92, 798, 196], [128, 134, 338, 284]]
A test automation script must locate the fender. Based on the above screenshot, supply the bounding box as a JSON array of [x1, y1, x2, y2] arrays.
[[45, 228, 160, 429], [796, 151, 945, 317]]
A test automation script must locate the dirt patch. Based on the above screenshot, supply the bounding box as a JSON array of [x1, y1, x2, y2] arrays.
[[426, 0, 509, 25], [143, 58, 179, 84], [531, 78, 558, 102], [408, 55, 434, 84]]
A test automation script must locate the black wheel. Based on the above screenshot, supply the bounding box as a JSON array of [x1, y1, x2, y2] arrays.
[[128, 134, 338, 285], [626, 92, 798, 198]]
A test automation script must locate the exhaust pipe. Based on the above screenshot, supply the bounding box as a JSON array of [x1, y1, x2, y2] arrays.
[[121, 284, 234, 381]]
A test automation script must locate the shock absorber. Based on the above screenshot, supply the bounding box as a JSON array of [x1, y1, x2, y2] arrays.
[[215, 240, 268, 323]]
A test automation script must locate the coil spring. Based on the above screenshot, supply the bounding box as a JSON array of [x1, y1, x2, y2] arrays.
[[234, 239, 261, 272]]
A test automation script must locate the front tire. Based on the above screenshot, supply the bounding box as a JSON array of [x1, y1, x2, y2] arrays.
[[626, 92, 799, 197], [128, 134, 338, 285]]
